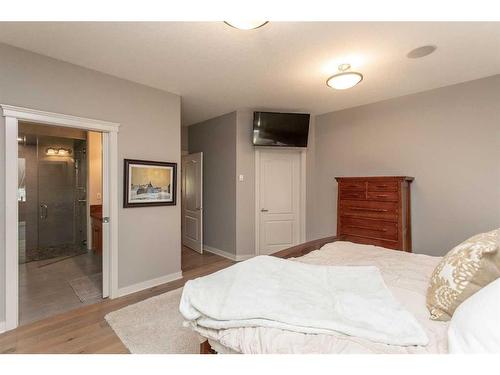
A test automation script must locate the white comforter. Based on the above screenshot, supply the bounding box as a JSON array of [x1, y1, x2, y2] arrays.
[[180, 246, 430, 348], [186, 242, 450, 354]]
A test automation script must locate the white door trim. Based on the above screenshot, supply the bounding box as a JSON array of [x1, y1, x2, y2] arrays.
[[1, 104, 120, 332], [254, 148, 306, 255]]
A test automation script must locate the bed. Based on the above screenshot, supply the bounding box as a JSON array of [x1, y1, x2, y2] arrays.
[[195, 239, 449, 354]]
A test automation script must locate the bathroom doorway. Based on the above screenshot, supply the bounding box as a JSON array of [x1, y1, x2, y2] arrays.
[[18, 122, 104, 325]]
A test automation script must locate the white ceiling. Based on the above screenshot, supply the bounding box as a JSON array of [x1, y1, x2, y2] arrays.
[[0, 22, 499, 125]]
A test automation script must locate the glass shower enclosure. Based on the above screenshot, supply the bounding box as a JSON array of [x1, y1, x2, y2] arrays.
[[18, 123, 88, 264]]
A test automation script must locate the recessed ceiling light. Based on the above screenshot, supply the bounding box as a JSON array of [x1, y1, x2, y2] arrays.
[[224, 21, 268, 30], [326, 64, 363, 90], [407, 45, 437, 59]]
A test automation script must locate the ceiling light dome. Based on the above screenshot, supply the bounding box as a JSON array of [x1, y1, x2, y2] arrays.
[[326, 64, 363, 90], [224, 21, 268, 30]]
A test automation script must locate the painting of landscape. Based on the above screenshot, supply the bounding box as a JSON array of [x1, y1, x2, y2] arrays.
[[124, 159, 177, 207]]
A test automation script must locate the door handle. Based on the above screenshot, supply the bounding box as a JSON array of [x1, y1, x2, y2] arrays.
[[196, 207, 202, 211], [40, 204, 48, 219], [260, 208, 268, 212]]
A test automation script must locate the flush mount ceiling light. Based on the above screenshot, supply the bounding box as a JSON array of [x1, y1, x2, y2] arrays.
[[407, 45, 437, 59], [326, 64, 363, 90], [223, 21, 268, 30]]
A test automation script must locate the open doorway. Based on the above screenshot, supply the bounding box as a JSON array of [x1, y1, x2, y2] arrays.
[[17, 122, 103, 325]]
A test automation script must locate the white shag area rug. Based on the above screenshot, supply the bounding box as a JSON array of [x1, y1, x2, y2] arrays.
[[105, 287, 204, 354]]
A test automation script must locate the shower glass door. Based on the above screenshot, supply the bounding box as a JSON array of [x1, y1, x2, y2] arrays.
[[37, 135, 78, 257], [18, 130, 88, 263]]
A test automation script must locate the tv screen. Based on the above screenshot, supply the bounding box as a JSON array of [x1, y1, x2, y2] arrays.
[[252, 111, 310, 147]]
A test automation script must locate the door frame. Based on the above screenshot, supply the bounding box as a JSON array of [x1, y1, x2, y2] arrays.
[[1, 104, 120, 332], [254, 148, 306, 256]]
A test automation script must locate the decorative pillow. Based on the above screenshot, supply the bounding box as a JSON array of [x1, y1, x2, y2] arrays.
[[426, 228, 500, 321]]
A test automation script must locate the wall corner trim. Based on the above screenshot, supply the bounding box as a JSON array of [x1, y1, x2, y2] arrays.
[[203, 245, 254, 262], [116, 271, 183, 298]]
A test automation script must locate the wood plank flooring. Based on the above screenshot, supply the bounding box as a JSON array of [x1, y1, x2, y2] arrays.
[[0, 247, 233, 354]]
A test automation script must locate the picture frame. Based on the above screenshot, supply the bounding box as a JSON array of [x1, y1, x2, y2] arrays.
[[123, 159, 177, 208]]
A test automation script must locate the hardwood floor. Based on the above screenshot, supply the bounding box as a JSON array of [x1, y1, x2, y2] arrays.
[[0, 247, 233, 354]]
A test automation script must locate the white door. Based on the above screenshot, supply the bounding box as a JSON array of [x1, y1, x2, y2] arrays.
[[182, 152, 203, 253], [258, 150, 301, 255]]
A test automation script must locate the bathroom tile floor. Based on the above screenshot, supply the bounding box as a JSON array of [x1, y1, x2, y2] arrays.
[[19, 251, 103, 325]]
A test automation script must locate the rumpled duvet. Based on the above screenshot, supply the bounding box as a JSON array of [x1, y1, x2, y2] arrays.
[[180, 253, 429, 346]]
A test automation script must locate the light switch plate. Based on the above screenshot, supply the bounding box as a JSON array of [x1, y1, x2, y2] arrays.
[[238, 174, 244, 182]]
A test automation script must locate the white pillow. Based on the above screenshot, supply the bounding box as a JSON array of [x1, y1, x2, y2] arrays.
[[448, 277, 500, 353]]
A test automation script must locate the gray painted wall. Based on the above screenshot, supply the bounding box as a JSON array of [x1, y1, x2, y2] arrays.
[[181, 125, 188, 153], [0, 43, 181, 322], [188, 112, 237, 254], [308, 75, 500, 256], [235, 110, 256, 256], [0, 115, 5, 321]]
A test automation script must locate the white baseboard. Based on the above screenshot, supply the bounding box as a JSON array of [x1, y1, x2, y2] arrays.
[[116, 271, 183, 297], [0, 321, 6, 334], [203, 245, 254, 262]]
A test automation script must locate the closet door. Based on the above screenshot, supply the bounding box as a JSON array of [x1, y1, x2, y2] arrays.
[[258, 149, 301, 255]]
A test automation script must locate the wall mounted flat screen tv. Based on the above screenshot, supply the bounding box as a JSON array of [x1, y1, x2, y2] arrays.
[[252, 111, 310, 147]]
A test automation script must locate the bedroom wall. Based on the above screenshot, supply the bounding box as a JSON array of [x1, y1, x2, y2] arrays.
[[181, 125, 188, 154], [235, 110, 256, 257], [308, 75, 500, 256], [188, 112, 237, 255], [0, 43, 182, 323], [0, 114, 5, 324]]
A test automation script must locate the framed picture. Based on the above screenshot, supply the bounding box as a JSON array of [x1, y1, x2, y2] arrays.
[[123, 159, 177, 207]]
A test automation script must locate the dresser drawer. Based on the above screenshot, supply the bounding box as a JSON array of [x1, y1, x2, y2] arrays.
[[339, 180, 366, 191], [339, 200, 398, 221], [339, 190, 366, 200], [366, 191, 399, 202], [367, 180, 399, 192], [340, 217, 398, 241]]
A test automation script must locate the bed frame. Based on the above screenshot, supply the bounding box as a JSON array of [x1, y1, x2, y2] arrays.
[[199, 235, 337, 354]]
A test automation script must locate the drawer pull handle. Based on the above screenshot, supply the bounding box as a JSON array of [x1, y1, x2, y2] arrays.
[[347, 225, 387, 232], [375, 194, 388, 198], [375, 185, 389, 188], [350, 207, 388, 212]]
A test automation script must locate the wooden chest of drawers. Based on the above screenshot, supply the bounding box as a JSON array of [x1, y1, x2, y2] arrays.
[[335, 176, 414, 252]]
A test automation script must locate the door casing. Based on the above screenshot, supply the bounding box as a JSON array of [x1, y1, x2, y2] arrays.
[[1, 104, 120, 332]]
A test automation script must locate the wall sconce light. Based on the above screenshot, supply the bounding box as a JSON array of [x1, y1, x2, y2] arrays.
[[46, 147, 72, 156]]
